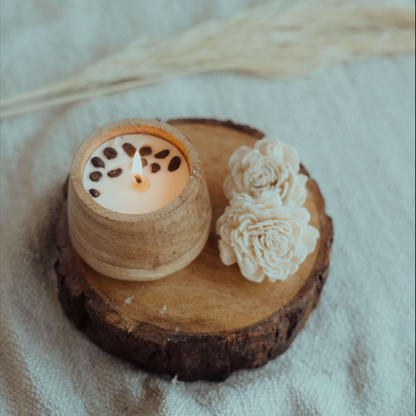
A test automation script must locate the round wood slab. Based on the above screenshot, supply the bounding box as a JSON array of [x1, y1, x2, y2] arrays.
[[55, 118, 333, 382]]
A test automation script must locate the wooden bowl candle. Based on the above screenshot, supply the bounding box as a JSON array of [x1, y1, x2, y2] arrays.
[[67, 118, 212, 281]]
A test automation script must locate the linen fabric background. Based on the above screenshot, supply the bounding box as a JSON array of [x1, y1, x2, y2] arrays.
[[0, 0, 415, 415]]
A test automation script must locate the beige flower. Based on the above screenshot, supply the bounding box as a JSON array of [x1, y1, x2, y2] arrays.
[[223, 137, 308, 207], [216, 191, 319, 283]]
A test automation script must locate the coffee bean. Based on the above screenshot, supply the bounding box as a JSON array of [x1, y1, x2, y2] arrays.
[[104, 147, 117, 160], [90, 171, 102, 182], [123, 143, 136, 157], [168, 156, 181, 172], [141, 158, 148, 168], [151, 163, 161, 173], [91, 157, 105, 168], [155, 150, 170, 159], [89, 189, 100, 198], [108, 168, 123, 178], [139, 146, 152, 156]]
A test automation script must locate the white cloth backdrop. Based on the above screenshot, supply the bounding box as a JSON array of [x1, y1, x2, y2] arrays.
[[0, 1, 415, 415]]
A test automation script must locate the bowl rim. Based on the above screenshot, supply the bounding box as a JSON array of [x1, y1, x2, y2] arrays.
[[70, 118, 201, 222]]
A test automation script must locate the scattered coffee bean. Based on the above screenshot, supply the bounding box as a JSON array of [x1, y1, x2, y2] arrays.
[[123, 143, 136, 157], [151, 163, 161, 173], [104, 147, 118, 160], [108, 168, 123, 178], [168, 156, 181, 172], [89, 189, 100, 198], [139, 146, 152, 156], [91, 157, 105, 168], [155, 150, 170, 159], [141, 158, 148, 168], [90, 171, 102, 182]]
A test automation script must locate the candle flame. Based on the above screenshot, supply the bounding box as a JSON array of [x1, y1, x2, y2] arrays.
[[132, 151, 143, 181]]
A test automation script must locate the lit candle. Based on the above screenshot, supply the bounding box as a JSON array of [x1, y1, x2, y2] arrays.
[[68, 118, 211, 281], [131, 151, 151, 191], [82, 134, 189, 214]]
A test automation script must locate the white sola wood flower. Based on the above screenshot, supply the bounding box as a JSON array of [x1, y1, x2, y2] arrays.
[[223, 137, 308, 207], [216, 191, 319, 283]]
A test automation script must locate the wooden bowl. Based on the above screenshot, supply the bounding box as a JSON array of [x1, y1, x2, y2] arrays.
[[67, 118, 212, 281]]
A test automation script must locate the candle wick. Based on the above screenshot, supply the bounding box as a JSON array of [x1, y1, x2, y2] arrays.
[[135, 174, 142, 184]]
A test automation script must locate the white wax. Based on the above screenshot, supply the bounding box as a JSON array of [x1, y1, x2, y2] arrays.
[[82, 134, 189, 214]]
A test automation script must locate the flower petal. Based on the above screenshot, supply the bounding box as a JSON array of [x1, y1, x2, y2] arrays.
[[218, 239, 237, 266]]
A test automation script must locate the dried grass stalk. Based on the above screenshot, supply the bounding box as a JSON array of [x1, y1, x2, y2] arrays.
[[1, 0, 414, 119]]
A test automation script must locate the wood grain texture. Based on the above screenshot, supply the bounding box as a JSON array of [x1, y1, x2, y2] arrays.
[[67, 118, 212, 281], [55, 119, 333, 382]]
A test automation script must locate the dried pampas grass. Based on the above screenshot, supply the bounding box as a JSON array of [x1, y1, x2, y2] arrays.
[[0, 0, 414, 119]]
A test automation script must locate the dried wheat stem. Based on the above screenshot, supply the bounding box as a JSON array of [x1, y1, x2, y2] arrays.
[[0, 78, 82, 108], [0, 0, 414, 119], [0, 70, 203, 119]]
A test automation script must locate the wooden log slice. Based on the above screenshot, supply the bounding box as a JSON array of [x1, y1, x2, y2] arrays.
[[55, 118, 333, 382]]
